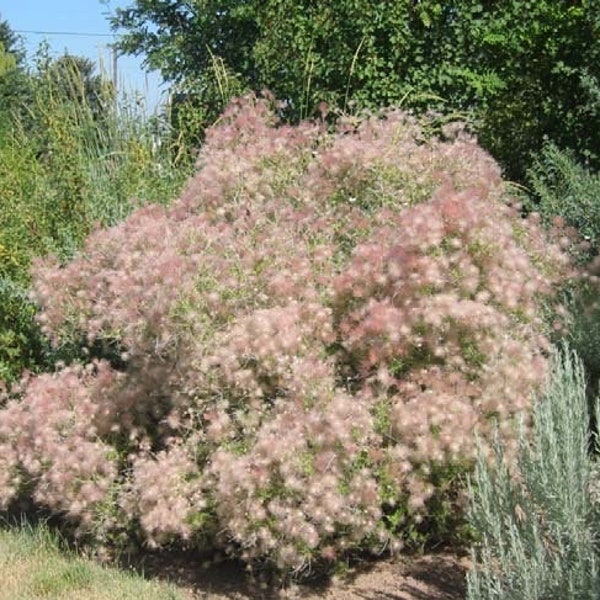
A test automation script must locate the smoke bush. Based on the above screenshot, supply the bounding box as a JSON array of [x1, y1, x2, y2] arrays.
[[0, 94, 572, 576]]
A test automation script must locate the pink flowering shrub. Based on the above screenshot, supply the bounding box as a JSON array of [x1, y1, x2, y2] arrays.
[[0, 95, 571, 576]]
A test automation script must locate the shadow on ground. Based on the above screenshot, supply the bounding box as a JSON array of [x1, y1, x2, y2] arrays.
[[124, 548, 469, 600]]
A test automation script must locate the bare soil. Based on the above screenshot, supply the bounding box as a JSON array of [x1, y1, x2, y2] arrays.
[[134, 550, 469, 600]]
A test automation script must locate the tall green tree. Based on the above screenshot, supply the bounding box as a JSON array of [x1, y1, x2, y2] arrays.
[[0, 16, 30, 128], [0, 15, 25, 66], [473, 1, 600, 181], [111, 0, 600, 181]]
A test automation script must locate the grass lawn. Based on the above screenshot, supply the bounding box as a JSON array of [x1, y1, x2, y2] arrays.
[[0, 521, 186, 600]]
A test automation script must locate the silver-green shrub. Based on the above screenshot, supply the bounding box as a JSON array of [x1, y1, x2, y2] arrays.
[[467, 345, 600, 600]]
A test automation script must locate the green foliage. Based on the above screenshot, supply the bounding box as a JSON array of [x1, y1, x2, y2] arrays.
[[164, 63, 247, 156], [112, 0, 256, 139], [0, 18, 30, 129], [0, 42, 16, 76], [528, 142, 600, 261], [473, 1, 600, 181], [0, 41, 192, 384], [525, 143, 600, 391], [467, 345, 600, 599], [0, 278, 49, 385], [0, 16, 25, 65], [111, 1, 600, 180]]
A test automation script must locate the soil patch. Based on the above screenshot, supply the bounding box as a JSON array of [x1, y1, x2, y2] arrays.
[[132, 550, 469, 599]]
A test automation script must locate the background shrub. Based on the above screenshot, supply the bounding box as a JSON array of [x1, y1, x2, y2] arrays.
[[111, 1, 600, 182], [527, 143, 600, 264], [0, 278, 48, 385], [0, 95, 572, 577], [525, 143, 600, 395]]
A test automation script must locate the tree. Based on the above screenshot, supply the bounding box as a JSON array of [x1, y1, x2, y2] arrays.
[[110, 1, 479, 125], [0, 16, 30, 128], [110, 0, 258, 148], [110, 1, 600, 181], [0, 15, 25, 66], [472, 1, 600, 181]]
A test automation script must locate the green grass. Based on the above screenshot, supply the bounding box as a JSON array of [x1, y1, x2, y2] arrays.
[[0, 520, 187, 600], [0, 53, 193, 384]]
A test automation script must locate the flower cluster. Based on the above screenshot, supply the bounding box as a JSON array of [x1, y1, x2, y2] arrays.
[[0, 363, 120, 523], [0, 94, 571, 575]]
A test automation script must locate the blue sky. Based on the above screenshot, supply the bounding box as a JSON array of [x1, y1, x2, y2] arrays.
[[1, 0, 166, 111]]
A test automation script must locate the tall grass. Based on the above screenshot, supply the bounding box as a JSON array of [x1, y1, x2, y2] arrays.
[[0, 57, 192, 383], [467, 345, 600, 599], [1, 58, 191, 267]]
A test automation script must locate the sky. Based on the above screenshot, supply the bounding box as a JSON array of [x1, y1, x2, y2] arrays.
[[1, 0, 166, 111]]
